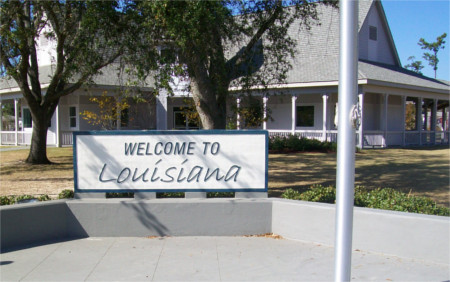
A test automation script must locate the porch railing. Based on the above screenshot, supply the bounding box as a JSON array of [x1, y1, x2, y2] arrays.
[[0, 131, 32, 145], [61, 131, 73, 146], [268, 130, 339, 143], [1, 129, 448, 148], [268, 129, 450, 148], [0, 131, 63, 146]]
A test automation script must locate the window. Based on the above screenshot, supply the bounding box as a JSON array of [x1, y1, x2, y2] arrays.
[[173, 107, 199, 130], [69, 106, 77, 128], [369, 26, 377, 41], [121, 108, 129, 127], [296, 106, 314, 127], [23, 108, 32, 128]]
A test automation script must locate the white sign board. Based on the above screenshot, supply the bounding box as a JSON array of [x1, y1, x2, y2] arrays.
[[74, 131, 268, 192]]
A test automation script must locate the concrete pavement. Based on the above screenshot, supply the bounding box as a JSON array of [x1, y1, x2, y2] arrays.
[[1, 236, 448, 281]]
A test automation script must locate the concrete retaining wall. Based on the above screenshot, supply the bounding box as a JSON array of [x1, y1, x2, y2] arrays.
[[1, 198, 448, 264], [66, 199, 272, 237], [271, 199, 450, 264], [0, 201, 74, 250]]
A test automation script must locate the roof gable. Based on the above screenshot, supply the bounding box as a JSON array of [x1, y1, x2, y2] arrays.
[[358, 0, 401, 66], [285, 0, 403, 84]]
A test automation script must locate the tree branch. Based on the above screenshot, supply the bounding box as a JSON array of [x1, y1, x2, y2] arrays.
[[58, 52, 122, 98], [24, 1, 42, 104]]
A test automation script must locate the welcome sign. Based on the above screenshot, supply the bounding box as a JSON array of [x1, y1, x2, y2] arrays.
[[73, 131, 268, 192]]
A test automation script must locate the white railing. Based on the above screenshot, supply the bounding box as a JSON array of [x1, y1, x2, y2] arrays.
[[0, 131, 32, 145], [268, 130, 324, 140], [267, 130, 292, 138], [1, 129, 447, 147], [435, 131, 450, 144], [61, 131, 73, 146], [268, 130, 338, 142]]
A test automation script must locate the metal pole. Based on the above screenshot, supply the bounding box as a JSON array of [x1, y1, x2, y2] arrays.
[[334, 0, 358, 281]]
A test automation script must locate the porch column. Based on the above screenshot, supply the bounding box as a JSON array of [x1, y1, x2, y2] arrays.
[[383, 94, 389, 147], [116, 96, 121, 130], [358, 93, 364, 149], [432, 99, 437, 144], [401, 96, 406, 146], [291, 95, 297, 135], [236, 97, 241, 130], [156, 90, 168, 130], [442, 105, 448, 131], [263, 96, 268, 130], [322, 94, 328, 141], [417, 97, 423, 145], [55, 104, 61, 147], [14, 98, 19, 146], [0, 101, 2, 145], [423, 101, 429, 131]]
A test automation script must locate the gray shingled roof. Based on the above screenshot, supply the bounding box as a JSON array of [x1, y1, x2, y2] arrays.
[[359, 60, 449, 91], [1, 0, 448, 94]]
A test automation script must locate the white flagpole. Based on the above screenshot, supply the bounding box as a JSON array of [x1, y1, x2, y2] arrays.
[[334, 0, 358, 281]]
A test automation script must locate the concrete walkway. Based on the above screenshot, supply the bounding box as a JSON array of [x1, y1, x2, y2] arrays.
[[1, 236, 448, 281], [0, 146, 29, 152]]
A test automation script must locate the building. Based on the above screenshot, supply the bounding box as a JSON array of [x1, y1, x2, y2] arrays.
[[1, 0, 449, 148]]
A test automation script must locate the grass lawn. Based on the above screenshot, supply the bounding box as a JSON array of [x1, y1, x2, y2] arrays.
[[270, 147, 450, 207], [1, 146, 449, 207], [0, 147, 74, 198]]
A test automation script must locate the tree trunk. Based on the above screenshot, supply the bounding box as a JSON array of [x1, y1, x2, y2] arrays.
[[25, 100, 58, 164], [190, 77, 227, 130], [26, 119, 51, 164]]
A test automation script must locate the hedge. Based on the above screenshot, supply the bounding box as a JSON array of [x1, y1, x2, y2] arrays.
[[269, 135, 337, 153], [281, 185, 449, 216]]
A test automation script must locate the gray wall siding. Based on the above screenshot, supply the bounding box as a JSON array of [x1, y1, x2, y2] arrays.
[[359, 4, 397, 65]]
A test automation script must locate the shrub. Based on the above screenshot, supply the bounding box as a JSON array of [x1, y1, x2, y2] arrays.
[[281, 188, 301, 200], [106, 192, 134, 198], [15, 195, 37, 203], [58, 189, 74, 199], [38, 194, 51, 202], [207, 192, 235, 198], [157, 192, 185, 198], [0, 196, 13, 206], [354, 187, 449, 216], [269, 134, 337, 153], [270, 136, 286, 151], [299, 185, 336, 203], [282, 185, 449, 216], [0, 194, 52, 205]]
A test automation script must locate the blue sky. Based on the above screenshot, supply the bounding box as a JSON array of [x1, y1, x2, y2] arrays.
[[381, 0, 449, 81]]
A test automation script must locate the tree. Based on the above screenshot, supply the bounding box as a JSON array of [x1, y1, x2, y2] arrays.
[[404, 56, 424, 74], [405, 102, 416, 131], [418, 33, 447, 79], [80, 92, 131, 130], [80, 90, 149, 130], [136, 0, 337, 129], [0, 1, 141, 164]]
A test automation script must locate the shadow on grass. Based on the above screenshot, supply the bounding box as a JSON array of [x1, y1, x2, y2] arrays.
[[268, 148, 450, 207], [0, 157, 73, 176]]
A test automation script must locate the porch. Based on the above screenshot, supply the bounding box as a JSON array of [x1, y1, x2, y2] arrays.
[[1, 91, 449, 149]]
